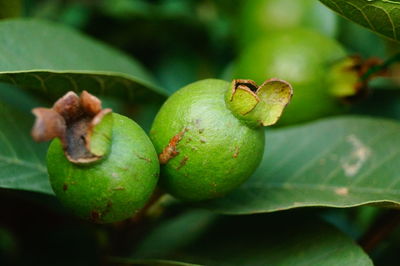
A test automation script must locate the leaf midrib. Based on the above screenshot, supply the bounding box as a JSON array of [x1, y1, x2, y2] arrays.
[[244, 182, 400, 196], [0, 154, 46, 172]]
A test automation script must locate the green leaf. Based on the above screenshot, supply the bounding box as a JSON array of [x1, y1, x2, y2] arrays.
[[205, 116, 400, 214], [133, 211, 372, 265], [0, 101, 51, 194], [319, 0, 400, 42], [0, 0, 22, 19], [109, 257, 200, 266], [0, 19, 167, 102]]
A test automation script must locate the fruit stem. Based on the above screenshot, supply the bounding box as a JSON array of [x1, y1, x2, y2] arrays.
[[107, 188, 169, 255], [328, 56, 385, 99], [362, 52, 400, 81]]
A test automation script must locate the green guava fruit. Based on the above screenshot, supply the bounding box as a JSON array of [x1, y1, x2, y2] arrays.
[[238, 0, 338, 47], [233, 28, 359, 126], [150, 79, 292, 201], [32, 91, 159, 223]]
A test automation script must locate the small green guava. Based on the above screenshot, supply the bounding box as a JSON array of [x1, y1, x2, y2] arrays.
[[233, 28, 362, 126], [238, 0, 338, 47], [150, 79, 292, 201], [32, 91, 159, 223]]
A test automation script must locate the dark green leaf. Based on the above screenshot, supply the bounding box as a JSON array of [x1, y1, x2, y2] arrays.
[[133, 211, 372, 266], [320, 0, 400, 42], [0, 19, 167, 102], [205, 117, 400, 214], [0, 0, 22, 19], [109, 257, 200, 266], [0, 101, 51, 194]]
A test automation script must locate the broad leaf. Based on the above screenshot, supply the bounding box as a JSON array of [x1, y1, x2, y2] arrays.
[[109, 258, 200, 266], [0, 19, 167, 102], [0, 101, 51, 194], [205, 116, 400, 214], [319, 0, 400, 42], [133, 211, 372, 265]]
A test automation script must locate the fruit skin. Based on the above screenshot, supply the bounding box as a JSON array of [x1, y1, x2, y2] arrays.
[[150, 79, 265, 201], [47, 113, 159, 223], [238, 0, 337, 47], [233, 28, 347, 125]]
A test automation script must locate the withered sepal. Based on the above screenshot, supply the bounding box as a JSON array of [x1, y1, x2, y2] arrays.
[[32, 91, 113, 164], [226, 78, 293, 127]]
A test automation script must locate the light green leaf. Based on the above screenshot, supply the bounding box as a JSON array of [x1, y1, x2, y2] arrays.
[[319, 0, 400, 42], [205, 116, 400, 214], [0, 101, 51, 194], [133, 211, 372, 266], [0, 19, 167, 102]]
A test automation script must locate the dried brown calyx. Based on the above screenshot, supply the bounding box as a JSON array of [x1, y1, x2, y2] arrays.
[[32, 91, 113, 164]]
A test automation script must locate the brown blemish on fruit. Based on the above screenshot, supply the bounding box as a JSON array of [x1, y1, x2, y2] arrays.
[[113, 186, 125, 191], [233, 146, 240, 158], [159, 128, 188, 164], [176, 156, 189, 171], [63, 183, 68, 191], [193, 119, 204, 133], [90, 210, 101, 223], [118, 166, 129, 172], [31, 91, 112, 164], [200, 137, 206, 144], [112, 172, 119, 178], [136, 154, 152, 163]]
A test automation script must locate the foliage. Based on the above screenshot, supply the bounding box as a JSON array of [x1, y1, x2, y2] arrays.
[[320, 0, 400, 42], [1, 0, 400, 265]]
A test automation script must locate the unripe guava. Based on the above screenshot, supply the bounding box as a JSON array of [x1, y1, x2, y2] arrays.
[[32, 91, 159, 223], [233, 28, 354, 125], [238, 0, 338, 47], [150, 79, 292, 201]]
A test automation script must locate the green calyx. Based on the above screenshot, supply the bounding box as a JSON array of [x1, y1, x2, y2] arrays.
[[88, 112, 113, 160], [328, 56, 382, 99], [225, 79, 293, 127], [328, 56, 362, 98], [32, 91, 113, 164]]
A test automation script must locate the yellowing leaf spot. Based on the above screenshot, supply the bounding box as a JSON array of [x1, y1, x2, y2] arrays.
[[341, 135, 371, 177], [335, 187, 349, 196]]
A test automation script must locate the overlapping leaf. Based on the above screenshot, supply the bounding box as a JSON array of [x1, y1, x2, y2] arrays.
[[132, 211, 372, 265], [205, 116, 400, 214], [0, 101, 51, 194], [0, 19, 168, 102], [320, 0, 400, 42]]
